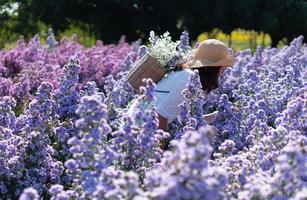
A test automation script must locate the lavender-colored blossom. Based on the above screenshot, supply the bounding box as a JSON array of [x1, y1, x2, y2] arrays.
[[178, 71, 207, 130], [0, 77, 12, 96], [80, 81, 105, 100], [0, 32, 138, 100], [237, 139, 307, 199], [0, 96, 16, 128], [55, 58, 81, 119], [19, 187, 39, 200], [137, 45, 147, 59], [213, 94, 243, 149], [166, 31, 192, 68], [0, 126, 63, 198], [218, 139, 236, 155], [63, 94, 113, 197], [275, 90, 306, 132], [23, 130, 64, 192], [178, 31, 191, 53], [0, 32, 306, 200], [115, 53, 135, 80], [46, 28, 59, 49], [23, 82, 60, 137], [49, 184, 77, 200], [145, 126, 228, 200], [95, 168, 144, 199], [112, 79, 167, 178]]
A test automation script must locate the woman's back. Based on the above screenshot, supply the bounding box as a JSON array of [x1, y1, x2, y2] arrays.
[[154, 68, 194, 123], [125, 68, 194, 125]]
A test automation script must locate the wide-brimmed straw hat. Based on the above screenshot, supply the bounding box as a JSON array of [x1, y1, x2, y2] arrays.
[[183, 39, 237, 69]]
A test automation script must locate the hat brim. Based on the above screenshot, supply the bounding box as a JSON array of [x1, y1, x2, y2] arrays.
[[183, 56, 237, 69]]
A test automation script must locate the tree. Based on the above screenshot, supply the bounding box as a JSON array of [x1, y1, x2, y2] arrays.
[[1, 0, 306, 46]]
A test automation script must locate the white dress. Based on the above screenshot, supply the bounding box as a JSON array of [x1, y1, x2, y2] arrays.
[[126, 68, 194, 124]]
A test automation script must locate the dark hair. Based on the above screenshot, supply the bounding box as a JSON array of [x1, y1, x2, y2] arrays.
[[195, 66, 222, 93]]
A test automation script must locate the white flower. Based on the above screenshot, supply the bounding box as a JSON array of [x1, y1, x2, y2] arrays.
[[147, 31, 180, 67]]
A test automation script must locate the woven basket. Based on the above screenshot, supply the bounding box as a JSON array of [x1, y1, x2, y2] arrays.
[[126, 53, 166, 90]]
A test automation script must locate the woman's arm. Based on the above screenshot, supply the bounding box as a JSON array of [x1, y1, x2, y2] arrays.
[[203, 111, 218, 124], [158, 113, 168, 132], [203, 107, 240, 124]]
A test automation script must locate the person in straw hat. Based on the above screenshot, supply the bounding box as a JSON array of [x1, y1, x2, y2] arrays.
[[127, 39, 237, 132]]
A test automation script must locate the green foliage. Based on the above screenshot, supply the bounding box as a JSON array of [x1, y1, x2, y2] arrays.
[[0, 0, 306, 47], [58, 22, 97, 47]]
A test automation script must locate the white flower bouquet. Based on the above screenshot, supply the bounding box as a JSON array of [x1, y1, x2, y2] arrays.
[[126, 31, 192, 91], [147, 31, 194, 71], [147, 31, 181, 67]]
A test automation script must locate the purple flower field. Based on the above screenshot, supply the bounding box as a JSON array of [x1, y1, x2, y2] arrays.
[[0, 32, 306, 200]]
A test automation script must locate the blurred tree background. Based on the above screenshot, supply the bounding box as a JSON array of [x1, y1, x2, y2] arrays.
[[0, 0, 306, 49]]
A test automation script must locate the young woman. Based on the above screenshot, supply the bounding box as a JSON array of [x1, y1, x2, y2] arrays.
[[127, 39, 237, 131]]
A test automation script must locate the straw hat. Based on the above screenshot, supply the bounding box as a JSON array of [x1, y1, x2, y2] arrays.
[[183, 39, 237, 68]]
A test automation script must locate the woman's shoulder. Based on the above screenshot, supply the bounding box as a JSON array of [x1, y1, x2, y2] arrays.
[[156, 69, 193, 94], [183, 68, 195, 75], [166, 68, 194, 79]]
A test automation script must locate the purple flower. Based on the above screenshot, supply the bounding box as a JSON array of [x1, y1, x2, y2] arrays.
[[0, 96, 16, 128], [178, 71, 206, 131], [0, 78, 12, 96], [46, 28, 58, 49], [55, 58, 81, 119], [19, 187, 39, 200], [112, 78, 166, 178], [178, 31, 191, 53], [137, 45, 147, 59], [64, 159, 78, 172], [218, 139, 236, 155], [24, 82, 59, 134], [0, 32, 306, 200], [145, 126, 228, 200]]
